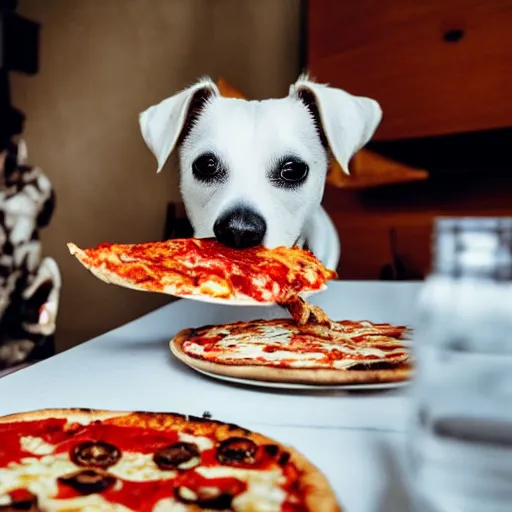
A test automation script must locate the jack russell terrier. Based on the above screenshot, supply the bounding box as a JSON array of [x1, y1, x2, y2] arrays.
[[139, 75, 382, 262]]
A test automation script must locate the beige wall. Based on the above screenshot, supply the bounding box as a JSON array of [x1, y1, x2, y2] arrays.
[[12, 0, 301, 352]]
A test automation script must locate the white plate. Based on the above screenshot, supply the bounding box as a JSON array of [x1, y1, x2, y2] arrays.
[[193, 368, 410, 391], [176, 287, 325, 307]]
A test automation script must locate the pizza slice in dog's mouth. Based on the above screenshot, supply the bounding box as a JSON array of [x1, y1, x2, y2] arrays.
[[67, 237, 337, 305]]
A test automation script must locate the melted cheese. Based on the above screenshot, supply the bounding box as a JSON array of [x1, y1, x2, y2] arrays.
[[0, 431, 289, 512], [184, 323, 408, 369], [233, 484, 287, 512], [0, 453, 75, 498], [0, 491, 128, 511], [197, 279, 232, 297], [152, 498, 188, 511], [41, 494, 131, 511], [178, 432, 213, 451], [110, 452, 176, 481], [0, 494, 12, 506], [196, 466, 287, 512], [185, 342, 361, 369], [20, 436, 56, 455]]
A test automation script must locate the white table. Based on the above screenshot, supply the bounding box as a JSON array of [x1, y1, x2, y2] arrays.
[[0, 281, 421, 512]]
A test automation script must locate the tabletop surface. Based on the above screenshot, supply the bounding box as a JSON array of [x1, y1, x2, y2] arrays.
[[0, 281, 422, 512]]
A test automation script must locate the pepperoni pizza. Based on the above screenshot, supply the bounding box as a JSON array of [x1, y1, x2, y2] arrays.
[[0, 408, 340, 512]]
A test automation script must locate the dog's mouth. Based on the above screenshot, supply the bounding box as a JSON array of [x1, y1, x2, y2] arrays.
[[203, 235, 304, 249], [197, 233, 303, 250]]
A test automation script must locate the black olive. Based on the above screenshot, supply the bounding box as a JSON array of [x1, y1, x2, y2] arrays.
[[0, 491, 39, 511], [58, 469, 116, 495], [153, 442, 200, 470], [71, 441, 121, 468], [216, 437, 259, 466], [174, 485, 234, 510]]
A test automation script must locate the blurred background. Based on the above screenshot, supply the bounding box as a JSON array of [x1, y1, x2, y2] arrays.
[[2, 0, 512, 353]]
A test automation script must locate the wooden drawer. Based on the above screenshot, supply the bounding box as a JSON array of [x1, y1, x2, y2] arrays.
[[308, 0, 512, 140], [322, 173, 512, 280]]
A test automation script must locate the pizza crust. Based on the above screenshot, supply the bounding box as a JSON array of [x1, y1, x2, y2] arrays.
[[0, 408, 342, 512], [290, 449, 343, 512], [0, 408, 125, 425], [170, 332, 412, 385], [67, 244, 157, 293]]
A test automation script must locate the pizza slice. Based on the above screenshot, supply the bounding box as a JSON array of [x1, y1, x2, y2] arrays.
[[282, 296, 333, 326], [170, 318, 412, 385], [0, 408, 341, 512], [67, 238, 337, 304]]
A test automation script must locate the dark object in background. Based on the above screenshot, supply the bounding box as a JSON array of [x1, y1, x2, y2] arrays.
[[164, 203, 194, 240], [0, 1, 18, 11], [0, 1, 60, 375], [0, 0, 39, 149], [0, 101, 24, 150], [380, 228, 424, 281], [0, 73, 25, 150], [0, 6, 40, 74], [0, 141, 61, 372]]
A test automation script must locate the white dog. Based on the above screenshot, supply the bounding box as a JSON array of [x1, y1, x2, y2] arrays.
[[139, 75, 381, 263]]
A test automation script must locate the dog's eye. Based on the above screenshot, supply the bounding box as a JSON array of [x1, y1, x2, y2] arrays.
[[279, 160, 309, 183], [192, 154, 220, 178], [268, 157, 309, 189]]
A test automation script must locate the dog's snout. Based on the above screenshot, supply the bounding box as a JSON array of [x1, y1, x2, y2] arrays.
[[214, 207, 267, 249]]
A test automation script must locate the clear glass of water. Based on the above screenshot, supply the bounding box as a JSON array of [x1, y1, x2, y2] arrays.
[[407, 218, 512, 512]]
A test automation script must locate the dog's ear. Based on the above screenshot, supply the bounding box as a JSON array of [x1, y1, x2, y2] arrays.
[[139, 77, 219, 173], [289, 75, 382, 175]]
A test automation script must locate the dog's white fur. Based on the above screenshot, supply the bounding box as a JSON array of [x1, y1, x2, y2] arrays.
[[139, 75, 382, 257]]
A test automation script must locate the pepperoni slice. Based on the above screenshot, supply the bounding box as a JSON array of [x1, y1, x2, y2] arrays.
[[174, 485, 234, 509], [216, 437, 259, 466], [71, 441, 121, 468], [58, 469, 116, 495], [153, 442, 200, 470]]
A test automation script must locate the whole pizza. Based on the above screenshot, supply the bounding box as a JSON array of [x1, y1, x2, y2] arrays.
[[0, 408, 341, 512], [170, 318, 412, 385]]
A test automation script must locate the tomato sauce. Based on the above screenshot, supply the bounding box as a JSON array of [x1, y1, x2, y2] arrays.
[[174, 470, 247, 495], [82, 238, 332, 303], [0, 418, 68, 465], [53, 423, 180, 454], [7, 488, 36, 502], [2, 417, 309, 512], [56, 478, 177, 512], [56, 471, 247, 511]]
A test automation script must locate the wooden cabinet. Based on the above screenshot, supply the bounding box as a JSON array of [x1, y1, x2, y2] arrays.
[[308, 0, 512, 279], [308, 0, 512, 140]]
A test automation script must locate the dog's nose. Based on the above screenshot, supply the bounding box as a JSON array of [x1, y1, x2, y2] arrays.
[[214, 207, 267, 249]]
